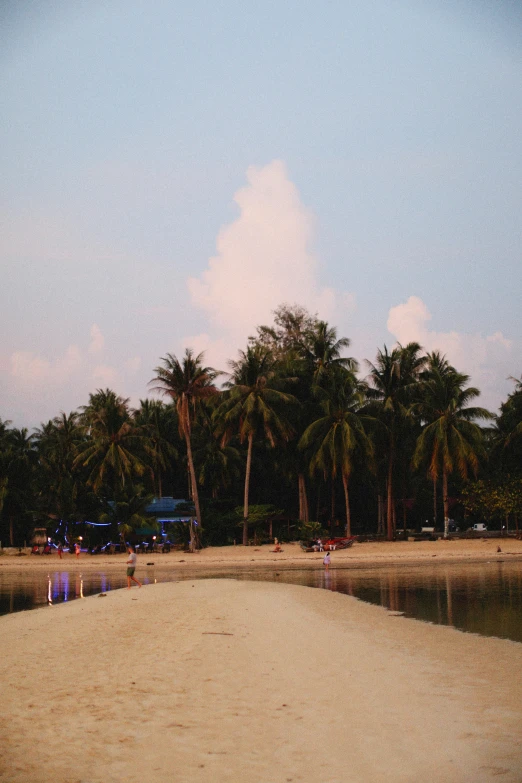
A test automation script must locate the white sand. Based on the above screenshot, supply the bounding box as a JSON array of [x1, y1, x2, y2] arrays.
[[1, 578, 521, 782]]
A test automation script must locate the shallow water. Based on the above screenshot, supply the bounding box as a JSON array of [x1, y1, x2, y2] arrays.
[[1, 560, 522, 643]]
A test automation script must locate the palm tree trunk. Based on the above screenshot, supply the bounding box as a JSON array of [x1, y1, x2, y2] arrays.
[[442, 468, 449, 524], [182, 397, 202, 534], [298, 473, 309, 522], [386, 451, 394, 541], [342, 473, 351, 537], [331, 477, 335, 531], [185, 432, 202, 532], [243, 432, 254, 545], [433, 476, 437, 528]]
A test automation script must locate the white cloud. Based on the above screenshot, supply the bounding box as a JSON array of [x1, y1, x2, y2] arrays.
[[387, 295, 514, 411], [88, 324, 105, 354], [187, 160, 355, 364], [11, 344, 82, 383], [92, 364, 120, 387], [4, 331, 132, 424]]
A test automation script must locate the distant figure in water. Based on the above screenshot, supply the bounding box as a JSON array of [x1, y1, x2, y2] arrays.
[[75, 543, 81, 559], [126, 545, 142, 589], [323, 552, 331, 571]]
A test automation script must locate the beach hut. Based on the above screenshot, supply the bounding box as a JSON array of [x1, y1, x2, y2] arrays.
[[144, 498, 197, 548], [30, 528, 48, 546]]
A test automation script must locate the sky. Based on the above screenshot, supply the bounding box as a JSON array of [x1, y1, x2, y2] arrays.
[[1, 0, 521, 427]]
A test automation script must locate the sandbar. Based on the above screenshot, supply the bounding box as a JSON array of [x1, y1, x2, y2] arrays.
[[1, 578, 521, 782]]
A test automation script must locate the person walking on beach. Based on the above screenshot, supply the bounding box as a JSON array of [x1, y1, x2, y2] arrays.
[[75, 542, 80, 559], [323, 551, 331, 571], [57, 543, 63, 559], [126, 545, 142, 589]]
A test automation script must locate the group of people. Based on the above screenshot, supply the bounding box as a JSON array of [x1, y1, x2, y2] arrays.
[[312, 539, 332, 570]]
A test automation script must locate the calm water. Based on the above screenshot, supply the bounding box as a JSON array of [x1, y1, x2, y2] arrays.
[[1, 560, 522, 643]]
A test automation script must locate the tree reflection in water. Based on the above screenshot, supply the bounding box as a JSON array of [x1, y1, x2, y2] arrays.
[[1, 560, 522, 643]]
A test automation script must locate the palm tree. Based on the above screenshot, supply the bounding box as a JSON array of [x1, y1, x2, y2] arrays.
[[366, 343, 426, 540], [0, 419, 12, 525], [193, 400, 241, 499], [214, 346, 296, 545], [413, 357, 494, 525], [133, 399, 179, 497], [150, 349, 218, 529], [304, 320, 357, 388], [299, 370, 372, 536], [98, 484, 156, 547], [496, 375, 522, 453], [1, 427, 36, 545], [75, 391, 148, 495], [34, 411, 84, 543]]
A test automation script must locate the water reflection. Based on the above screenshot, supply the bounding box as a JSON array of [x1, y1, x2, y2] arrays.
[[1, 560, 522, 643]]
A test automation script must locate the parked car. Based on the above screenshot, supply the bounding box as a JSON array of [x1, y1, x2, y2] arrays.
[[472, 523, 487, 532]]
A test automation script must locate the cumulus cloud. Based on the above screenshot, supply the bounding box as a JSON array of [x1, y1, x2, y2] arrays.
[[387, 295, 514, 411], [92, 364, 120, 387], [4, 330, 144, 425], [11, 345, 82, 383], [88, 324, 105, 354], [187, 160, 355, 365]]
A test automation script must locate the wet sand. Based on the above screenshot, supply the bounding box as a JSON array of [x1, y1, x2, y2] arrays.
[[1, 575, 522, 782]]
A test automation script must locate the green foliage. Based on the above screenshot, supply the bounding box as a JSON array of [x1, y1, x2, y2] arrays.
[[297, 520, 327, 540], [234, 504, 282, 528], [2, 303, 522, 547], [98, 485, 157, 543], [461, 477, 522, 522]]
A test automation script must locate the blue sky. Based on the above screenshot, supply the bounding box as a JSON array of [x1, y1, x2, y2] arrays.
[[1, 0, 521, 426]]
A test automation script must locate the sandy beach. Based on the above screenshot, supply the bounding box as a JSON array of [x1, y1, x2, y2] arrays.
[[2, 536, 522, 574], [1, 548, 522, 782]]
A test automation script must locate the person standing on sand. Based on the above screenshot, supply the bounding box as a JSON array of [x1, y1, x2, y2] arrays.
[[126, 545, 142, 589], [57, 543, 63, 559], [74, 543, 80, 559], [323, 551, 331, 571]]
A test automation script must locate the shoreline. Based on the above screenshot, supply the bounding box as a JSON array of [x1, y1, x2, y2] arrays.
[[1, 578, 521, 782], [2, 538, 522, 572]]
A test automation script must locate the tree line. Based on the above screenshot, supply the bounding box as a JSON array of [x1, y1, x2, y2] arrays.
[[1, 304, 521, 548]]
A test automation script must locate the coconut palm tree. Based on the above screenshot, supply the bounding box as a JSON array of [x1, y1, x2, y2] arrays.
[[299, 370, 372, 536], [496, 375, 522, 455], [75, 391, 148, 496], [304, 320, 357, 388], [150, 350, 218, 529], [193, 400, 241, 500], [1, 427, 36, 545], [34, 412, 85, 543], [133, 399, 180, 497], [366, 343, 426, 540], [214, 346, 296, 545], [413, 357, 494, 524]]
